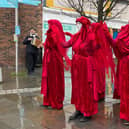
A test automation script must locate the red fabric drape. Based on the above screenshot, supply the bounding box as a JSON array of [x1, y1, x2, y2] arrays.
[[41, 19, 70, 109], [104, 23, 129, 121], [91, 22, 116, 100], [64, 16, 98, 116]]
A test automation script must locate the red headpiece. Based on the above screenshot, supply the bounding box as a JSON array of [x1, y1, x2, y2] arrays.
[[46, 19, 71, 70], [75, 16, 91, 42], [47, 19, 65, 42], [76, 16, 91, 26]]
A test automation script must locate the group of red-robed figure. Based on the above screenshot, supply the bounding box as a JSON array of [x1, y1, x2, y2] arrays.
[[40, 16, 129, 123]]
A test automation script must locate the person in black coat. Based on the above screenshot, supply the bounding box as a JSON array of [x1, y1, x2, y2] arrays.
[[23, 29, 39, 75]]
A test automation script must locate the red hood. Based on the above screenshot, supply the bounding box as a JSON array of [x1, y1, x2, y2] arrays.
[[76, 16, 91, 26]]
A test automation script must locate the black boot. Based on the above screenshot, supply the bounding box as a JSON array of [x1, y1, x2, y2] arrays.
[[40, 104, 49, 108], [123, 120, 129, 126], [79, 116, 92, 122], [69, 110, 83, 120]]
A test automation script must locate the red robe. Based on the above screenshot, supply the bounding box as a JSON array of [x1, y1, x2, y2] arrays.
[[64, 17, 98, 116], [105, 24, 129, 121], [91, 22, 115, 101], [71, 35, 98, 117], [64, 22, 115, 115], [95, 50, 106, 100], [41, 20, 69, 109]]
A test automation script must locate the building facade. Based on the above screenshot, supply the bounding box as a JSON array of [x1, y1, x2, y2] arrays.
[[0, 3, 42, 67], [0, 0, 128, 66], [43, 0, 129, 58]]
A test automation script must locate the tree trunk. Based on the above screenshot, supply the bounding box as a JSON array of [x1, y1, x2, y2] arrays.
[[97, 0, 104, 22]]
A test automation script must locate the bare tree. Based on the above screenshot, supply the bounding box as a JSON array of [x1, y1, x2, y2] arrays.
[[57, 0, 129, 22]]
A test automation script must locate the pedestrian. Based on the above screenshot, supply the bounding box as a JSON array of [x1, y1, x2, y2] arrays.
[[91, 22, 115, 101], [23, 29, 39, 75], [62, 16, 98, 122], [63, 17, 115, 122], [40, 19, 70, 110], [104, 23, 129, 125]]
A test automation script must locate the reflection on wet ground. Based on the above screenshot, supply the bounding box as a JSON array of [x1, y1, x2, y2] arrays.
[[0, 67, 127, 129]]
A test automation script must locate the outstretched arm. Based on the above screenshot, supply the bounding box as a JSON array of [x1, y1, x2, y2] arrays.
[[62, 39, 73, 48], [65, 32, 73, 38], [61, 32, 74, 48], [102, 24, 117, 49], [105, 32, 116, 48]]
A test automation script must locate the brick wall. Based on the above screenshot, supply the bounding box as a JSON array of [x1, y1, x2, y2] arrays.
[[0, 2, 42, 67], [0, 9, 15, 66]]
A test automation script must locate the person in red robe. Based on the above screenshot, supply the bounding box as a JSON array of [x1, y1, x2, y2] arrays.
[[63, 19, 115, 122], [66, 22, 114, 102], [91, 22, 115, 101], [40, 19, 70, 110], [62, 16, 99, 122], [91, 23, 105, 101], [104, 23, 129, 125], [96, 64, 106, 101]]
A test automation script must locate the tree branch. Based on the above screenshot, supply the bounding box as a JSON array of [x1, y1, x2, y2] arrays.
[[106, 4, 129, 21], [103, 0, 120, 21], [103, 0, 110, 9], [57, 0, 128, 22], [91, 0, 98, 9]]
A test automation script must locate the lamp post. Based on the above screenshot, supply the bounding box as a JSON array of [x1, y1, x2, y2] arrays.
[[15, 6, 19, 75]]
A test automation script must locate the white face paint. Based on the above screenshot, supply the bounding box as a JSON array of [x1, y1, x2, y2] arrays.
[[76, 22, 82, 31]]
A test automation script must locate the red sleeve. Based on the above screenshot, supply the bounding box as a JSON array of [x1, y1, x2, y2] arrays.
[[117, 39, 129, 55], [102, 23, 119, 57], [62, 33, 79, 48], [65, 32, 73, 37], [62, 39, 72, 48]]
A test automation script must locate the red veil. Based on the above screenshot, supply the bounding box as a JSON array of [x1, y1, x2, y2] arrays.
[[76, 16, 91, 41], [71, 17, 115, 80], [41, 20, 70, 96], [91, 22, 115, 83], [64, 16, 92, 54], [45, 19, 71, 69], [65, 18, 115, 81], [46, 19, 67, 56], [117, 24, 129, 40], [116, 24, 129, 54]]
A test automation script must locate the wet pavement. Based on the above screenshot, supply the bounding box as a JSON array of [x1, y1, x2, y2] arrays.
[[0, 66, 128, 129]]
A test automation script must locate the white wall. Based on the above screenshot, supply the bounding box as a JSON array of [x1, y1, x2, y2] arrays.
[[43, 7, 128, 29], [43, 7, 77, 24], [42, 7, 128, 58]]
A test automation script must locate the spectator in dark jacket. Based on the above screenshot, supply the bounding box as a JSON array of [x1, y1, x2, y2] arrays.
[[23, 29, 39, 75]]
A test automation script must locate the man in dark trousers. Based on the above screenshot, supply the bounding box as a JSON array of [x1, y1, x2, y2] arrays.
[[23, 29, 39, 75]]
